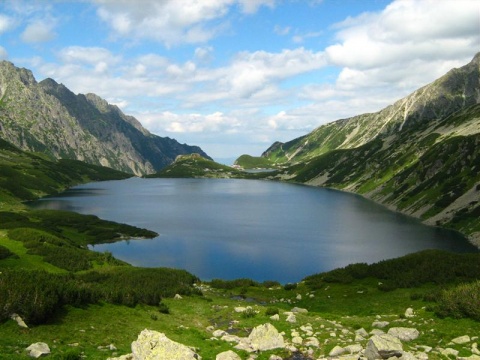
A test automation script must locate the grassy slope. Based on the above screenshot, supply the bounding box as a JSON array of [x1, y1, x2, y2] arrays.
[[268, 104, 480, 242], [234, 154, 277, 169]]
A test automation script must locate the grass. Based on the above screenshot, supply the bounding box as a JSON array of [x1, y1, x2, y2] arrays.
[[1, 279, 479, 359]]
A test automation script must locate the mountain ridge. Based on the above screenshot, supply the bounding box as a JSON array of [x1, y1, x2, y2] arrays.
[[0, 61, 210, 175], [258, 53, 480, 245]]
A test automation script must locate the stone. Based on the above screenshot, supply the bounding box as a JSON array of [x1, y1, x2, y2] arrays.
[[270, 314, 280, 321], [440, 348, 459, 357], [291, 307, 308, 313], [269, 356, 283, 360], [292, 336, 303, 345], [356, 328, 369, 337], [329, 345, 345, 357], [213, 329, 228, 337], [305, 336, 319, 348], [234, 306, 247, 313], [286, 313, 296, 323], [370, 329, 385, 336], [365, 334, 403, 360], [248, 323, 285, 351], [11, 313, 28, 328], [405, 308, 415, 318], [344, 344, 363, 354], [221, 334, 241, 343], [131, 329, 201, 360], [452, 335, 471, 344], [458, 356, 480, 360], [296, 294, 302, 300], [26, 343, 50, 358], [216, 350, 241, 360], [399, 351, 417, 360], [174, 294, 183, 299], [372, 321, 389, 328], [387, 327, 420, 342]]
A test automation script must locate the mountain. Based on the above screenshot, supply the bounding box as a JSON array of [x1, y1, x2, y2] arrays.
[[0, 137, 131, 207], [259, 53, 480, 244], [0, 61, 210, 175]]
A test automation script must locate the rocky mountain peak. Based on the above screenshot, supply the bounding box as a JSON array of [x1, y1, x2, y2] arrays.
[[0, 61, 211, 175]]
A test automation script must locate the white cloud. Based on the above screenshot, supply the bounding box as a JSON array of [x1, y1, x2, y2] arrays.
[[0, 14, 15, 34], [58, 46, 120, 66], [93, 0, 276, 45], [326, 0, 479, 70], [21, 19, 56, 43]]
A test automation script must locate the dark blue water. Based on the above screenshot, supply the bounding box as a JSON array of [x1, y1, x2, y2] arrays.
[[29, 177, 477, 283]]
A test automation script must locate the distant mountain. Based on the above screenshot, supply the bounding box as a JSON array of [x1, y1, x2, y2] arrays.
[[259, 53, 480, 244], [0, 61, 211, 175]]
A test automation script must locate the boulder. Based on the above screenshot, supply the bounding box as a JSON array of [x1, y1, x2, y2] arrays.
[[26, 343, 50, 358], [131, 329, 201, 360], [365, 334, 403, 360], [405, 308, 415, 318], [291, 307, 308, 313], [387, 327, 420, 342], [344, 344, 363, 354], [248, 323, 285, 351], [329, 345, 345, 357], [372, 320, 389, 328], [216, 350, 241, 360], [452, 335, 471, 344]]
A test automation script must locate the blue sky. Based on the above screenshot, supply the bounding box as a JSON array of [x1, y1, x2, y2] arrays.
[[0, 0, 478, 162]]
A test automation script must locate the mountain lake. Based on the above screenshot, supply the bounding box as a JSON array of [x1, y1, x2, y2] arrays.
[[29, 177, 478, 283]]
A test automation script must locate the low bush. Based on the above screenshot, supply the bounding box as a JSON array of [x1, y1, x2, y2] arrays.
[[436, 281, 480, 321]]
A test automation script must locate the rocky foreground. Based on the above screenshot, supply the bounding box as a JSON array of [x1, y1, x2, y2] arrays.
[[21, 296, 480, 360]]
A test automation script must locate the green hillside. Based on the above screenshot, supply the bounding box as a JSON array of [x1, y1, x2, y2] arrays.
[[259, 54, 480, 245]]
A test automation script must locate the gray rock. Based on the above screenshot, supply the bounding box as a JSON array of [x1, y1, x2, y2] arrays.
[[305, 336, 320, 348], [399, 351, 417, 360], [365, 334, 403, 360], [131, 329, 201, 360], [452, 335, 471, 344], [291, 307, 308, 313], [286, 313, 297, 323], [372, 321, 390, 328], [344, 344, 363, 354], [248, 323, 285, 351], [329, 345, 345, 357], [26, 343, 50, 358], [216, 350, 241, 360], [440, 348, 459, 357], [387, 327, 420, 342], [405, 308, 415, 318]]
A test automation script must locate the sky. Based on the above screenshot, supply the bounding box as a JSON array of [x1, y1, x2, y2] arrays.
[[0, 0, 479, 163]]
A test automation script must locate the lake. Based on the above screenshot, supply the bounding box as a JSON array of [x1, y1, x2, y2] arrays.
[[29, 177, 477, 283]]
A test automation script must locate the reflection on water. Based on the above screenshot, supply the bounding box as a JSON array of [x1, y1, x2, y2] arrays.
[[29, 177, 477, 283]]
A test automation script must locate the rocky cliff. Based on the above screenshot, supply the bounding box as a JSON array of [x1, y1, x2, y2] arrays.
[[0, 61, 210, 175]]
